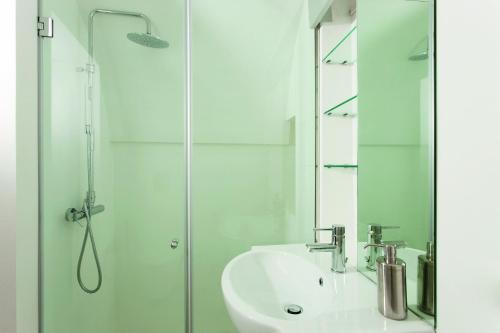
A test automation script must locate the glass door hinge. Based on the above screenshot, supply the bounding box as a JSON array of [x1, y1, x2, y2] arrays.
[[37, 17, 54, 38]]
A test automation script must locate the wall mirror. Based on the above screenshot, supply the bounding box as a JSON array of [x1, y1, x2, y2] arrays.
[[356, 0, 435, 325]]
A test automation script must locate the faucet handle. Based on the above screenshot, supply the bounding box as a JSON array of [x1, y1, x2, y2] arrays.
[[364, 243, 386, 249], [368, 224, 400, 235], [364, 241, 405, 264], [314, 225, 345, 236], [382, 240, 407, 248], [313, 227, 334, 231], [313, 224, 345, 243], [314, 225, 345, 244], [366, 240, 406, 249]]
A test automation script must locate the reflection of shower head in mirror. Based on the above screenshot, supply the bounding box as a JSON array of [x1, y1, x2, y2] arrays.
[[409, 51, 428, 61], [409, 36, 429, 61]]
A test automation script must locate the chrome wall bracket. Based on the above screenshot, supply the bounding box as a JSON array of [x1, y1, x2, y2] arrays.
[[37, 17, 54, 38]]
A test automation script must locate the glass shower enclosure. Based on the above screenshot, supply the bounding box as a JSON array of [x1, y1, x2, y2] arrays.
[[39, 0, 187, 332], [39, 0, 316, 332]]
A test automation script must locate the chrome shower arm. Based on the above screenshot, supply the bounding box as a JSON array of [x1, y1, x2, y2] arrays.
[[88, 9, 153, 59], [85, 8, 155, 206]]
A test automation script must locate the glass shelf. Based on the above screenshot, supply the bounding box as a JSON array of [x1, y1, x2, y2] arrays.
[[322, 26, 357, 65], [324, 95, 358, 117], [324, 164, 358, 169]]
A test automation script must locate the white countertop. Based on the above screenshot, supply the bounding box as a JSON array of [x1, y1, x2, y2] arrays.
[[250, 244, 435, 333]]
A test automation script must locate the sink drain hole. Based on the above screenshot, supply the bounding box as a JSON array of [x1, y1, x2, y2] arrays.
[[284, 304, 303, 315]]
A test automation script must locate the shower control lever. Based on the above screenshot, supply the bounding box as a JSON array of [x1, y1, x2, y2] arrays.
[[65, 204, 105, 223]]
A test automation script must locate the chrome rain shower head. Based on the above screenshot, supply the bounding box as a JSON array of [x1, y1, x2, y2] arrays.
[[127, 32, 169, 49], [408, 36, 429, 61], [88, 9, 170, 57]]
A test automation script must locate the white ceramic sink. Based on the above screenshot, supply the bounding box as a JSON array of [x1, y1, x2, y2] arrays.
[[221, 244, 434, 333], [221, 250, 334, 333]]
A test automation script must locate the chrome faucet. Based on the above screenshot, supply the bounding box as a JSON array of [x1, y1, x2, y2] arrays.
[[365, 224, 400, 271], [306, 225, 347, 273]]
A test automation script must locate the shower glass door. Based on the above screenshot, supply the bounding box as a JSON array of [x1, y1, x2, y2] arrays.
[[191, 1, 316, 332], [39, 0, 186, 332]]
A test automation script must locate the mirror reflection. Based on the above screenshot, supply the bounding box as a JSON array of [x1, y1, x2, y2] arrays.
[[356, 0, 435, 323]]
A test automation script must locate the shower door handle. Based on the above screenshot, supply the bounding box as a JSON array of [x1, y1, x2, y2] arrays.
[[170, 239, 179, 249]]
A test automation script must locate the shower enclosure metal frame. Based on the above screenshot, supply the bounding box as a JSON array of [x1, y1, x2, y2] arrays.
[[184, 1, 193, 331]]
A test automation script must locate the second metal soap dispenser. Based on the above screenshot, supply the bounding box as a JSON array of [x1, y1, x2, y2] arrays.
[[417, 241, 435, 315], [364, 243, 407, 320]]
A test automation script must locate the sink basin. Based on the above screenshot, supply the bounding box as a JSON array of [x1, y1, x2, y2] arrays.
[[221, 244, 435, 333], [221, 249, 333, 333]]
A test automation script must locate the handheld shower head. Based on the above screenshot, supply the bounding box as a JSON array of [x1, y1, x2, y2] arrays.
[[127, 32, 169, 49]]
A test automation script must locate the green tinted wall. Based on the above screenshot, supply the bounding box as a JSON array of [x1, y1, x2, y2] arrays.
[[192, 0, 315, 332]]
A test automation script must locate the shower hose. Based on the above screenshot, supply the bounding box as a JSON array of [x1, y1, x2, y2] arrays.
[[77, 201, 102, 294]]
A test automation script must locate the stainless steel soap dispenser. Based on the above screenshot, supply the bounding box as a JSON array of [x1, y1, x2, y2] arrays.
[[364, 243, 407, 320]]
